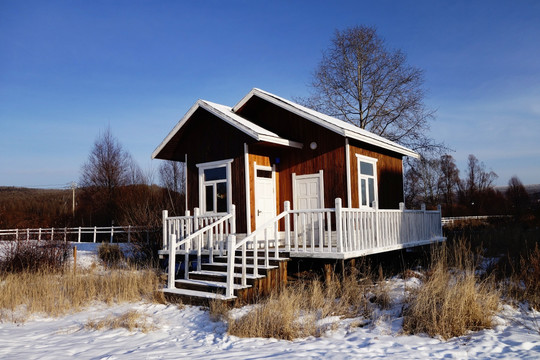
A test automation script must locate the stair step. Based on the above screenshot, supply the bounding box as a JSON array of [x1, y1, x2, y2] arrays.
[[176, 278, 250, 290], [174, 278, 250, 295], [162, 287, 236, 300], [202, 262, 277, 274], [190, 270, 265, 279], [213, 256, 287, 266]]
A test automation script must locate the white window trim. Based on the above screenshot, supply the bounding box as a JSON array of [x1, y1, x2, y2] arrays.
[[356, 154, 378, 208], [292, 170, 325, 210], [197, 158, 233, 214]]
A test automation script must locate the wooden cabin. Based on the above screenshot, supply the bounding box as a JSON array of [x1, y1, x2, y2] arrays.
[[152, 88, 444, 302]]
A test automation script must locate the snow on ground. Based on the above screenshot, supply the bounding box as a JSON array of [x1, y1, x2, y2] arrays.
[[1, 243, 539, 359]]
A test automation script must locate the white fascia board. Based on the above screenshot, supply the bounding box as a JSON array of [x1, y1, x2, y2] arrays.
[[343, 130, 420, 159], [198, 100, 260, 141], [258, 135, 303, 149], [235, 88, 419, 159], [151, 101, 201, 159]]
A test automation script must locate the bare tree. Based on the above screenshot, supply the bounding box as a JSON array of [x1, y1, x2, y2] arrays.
[[458, 154, 498, 214], [438, 154, 460, 215], [300, 25, 441, 153], [506, 176, 530, 218], [80, 127, 137, 190], [159, 160, 185, 215], [79, 127, 142, 224], [404, 156, 441, 209]]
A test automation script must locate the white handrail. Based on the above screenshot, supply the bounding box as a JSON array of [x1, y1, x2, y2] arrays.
[[166, 205, 235, 290]]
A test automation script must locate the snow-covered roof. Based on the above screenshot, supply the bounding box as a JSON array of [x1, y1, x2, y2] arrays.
[[233, 88, 420, 159], [152, 99, 302, 159]]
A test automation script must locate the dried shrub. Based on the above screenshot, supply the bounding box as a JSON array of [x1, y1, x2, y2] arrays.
[[227, 274, 373, 340], [504, 244, 540, 310], [85, 310, 155, 332], [0, 240, 70, 273], [98, 243, 124, 268], [403, 240, 500, 339]]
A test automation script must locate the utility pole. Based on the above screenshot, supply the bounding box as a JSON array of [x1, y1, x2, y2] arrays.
[[71, 182, 77, 216]]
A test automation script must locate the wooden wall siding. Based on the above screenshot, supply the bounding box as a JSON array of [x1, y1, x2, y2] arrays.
[[348, 140, 404, 209], [176, 108, 250, 233]]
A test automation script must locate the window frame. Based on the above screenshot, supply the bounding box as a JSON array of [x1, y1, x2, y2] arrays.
[[355, 154, 378, 208], [197, 158, 233, 214]]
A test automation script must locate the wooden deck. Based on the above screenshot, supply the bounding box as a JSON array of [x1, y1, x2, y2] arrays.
[[160, 198, 444, 301]]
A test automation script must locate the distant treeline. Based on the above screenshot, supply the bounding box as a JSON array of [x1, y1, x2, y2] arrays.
[[0, 185, 185, 230]]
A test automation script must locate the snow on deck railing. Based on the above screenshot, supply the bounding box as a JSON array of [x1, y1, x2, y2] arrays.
[[0, 225, 154, 243]]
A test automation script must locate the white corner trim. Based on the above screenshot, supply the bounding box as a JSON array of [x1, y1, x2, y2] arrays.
[[345, 138, 352, 207], [244, 143, 251, 234]]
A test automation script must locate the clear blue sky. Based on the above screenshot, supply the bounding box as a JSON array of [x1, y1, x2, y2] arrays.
[[1, 0, 539, 188]]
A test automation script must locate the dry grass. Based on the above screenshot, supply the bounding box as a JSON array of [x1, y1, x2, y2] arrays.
[[224, 272, 374, 340], [504, 244, 540, 310], [0, 267, 165, 323], [403, 240, 500, 339], [85, 310, 155, 332]]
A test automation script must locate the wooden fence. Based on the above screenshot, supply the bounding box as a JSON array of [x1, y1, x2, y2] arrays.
[[0, 225, 157, 243]]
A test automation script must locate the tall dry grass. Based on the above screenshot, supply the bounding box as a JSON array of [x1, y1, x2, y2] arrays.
[[0, 267, 165, 322], [224, 270, 379, 340], [403, 239, 500, 339]]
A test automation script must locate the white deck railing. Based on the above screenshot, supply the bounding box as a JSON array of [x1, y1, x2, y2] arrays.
[[164, 206, 235, 289], [161, 199, 444, 298]]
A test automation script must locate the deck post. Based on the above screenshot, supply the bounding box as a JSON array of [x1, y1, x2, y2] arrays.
[[284, 201, 291, 252], [335, 198, 343, 253], [373, 201, 379, 247], [226, 235, 236, 298], [168, 234, 177, 289]]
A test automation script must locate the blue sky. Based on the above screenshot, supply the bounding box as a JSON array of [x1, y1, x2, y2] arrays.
[[1, 0, 539, 188]]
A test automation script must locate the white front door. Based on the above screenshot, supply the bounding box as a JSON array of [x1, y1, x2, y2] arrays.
[[293, 171, 324, 210], [254, 166, 276, 230], [293, 171, 325, 246]]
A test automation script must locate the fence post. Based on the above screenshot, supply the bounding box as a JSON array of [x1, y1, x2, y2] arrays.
[[128, 225, 131, 243], [437, 204, 442, 237], [226, 234, 236, 298], [168, 234, 177, 289], [51, 228, 54, 241], [93, 226, 97, 243], [27, 228, 29, 241], [38, 228, 42, 241], [16, 229, 19, 241], [110, 225, 114, 243], [162, 210, 168, 250], [284, 201, 291, 252], [335, 198, 343, 253], [64, 227, 67, 242], [421, 203, 426, 241], [78, 227, 81, 242], [373, 201, 379, 247]]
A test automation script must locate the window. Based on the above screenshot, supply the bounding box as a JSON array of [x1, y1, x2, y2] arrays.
[[197, 159, 233, 214], [356, 155, 378, 208]]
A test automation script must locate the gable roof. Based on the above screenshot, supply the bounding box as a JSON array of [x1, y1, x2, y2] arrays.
[[233, 88, 420, 159], [152, 99, 303, 159]]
